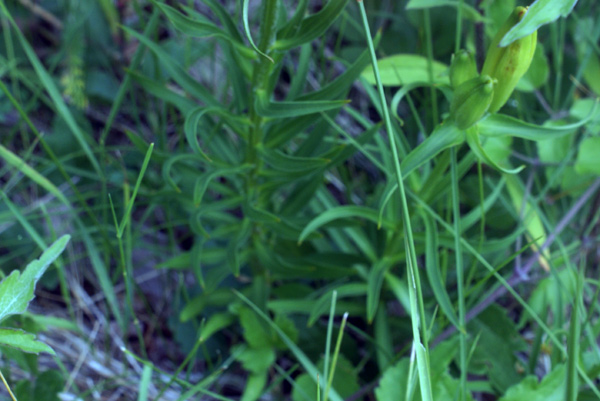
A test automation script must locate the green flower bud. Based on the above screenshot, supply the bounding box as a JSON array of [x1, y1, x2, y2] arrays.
[[482, 6, 537, 113], [449, 50, 478, 89], [450, 75, 496, 130]]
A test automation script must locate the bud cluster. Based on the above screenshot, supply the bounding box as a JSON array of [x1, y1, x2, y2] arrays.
[[449, 6, 537, 129]]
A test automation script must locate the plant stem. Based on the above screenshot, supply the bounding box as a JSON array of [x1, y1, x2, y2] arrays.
[[357, 2, 433, 400], [424, 9, 438, 127], [451, 146, 467, 401]]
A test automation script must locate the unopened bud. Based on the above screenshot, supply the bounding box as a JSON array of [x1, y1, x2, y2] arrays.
[[449, 50, 478, 89], [450, 75, 496, 130], [482, 6, 537, 113]]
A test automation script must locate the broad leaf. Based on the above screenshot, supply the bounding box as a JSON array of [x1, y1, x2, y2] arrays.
[[0, 328, 55, 355], [0, 235, 70, 323], [362, 54, 449, 86], [575, 137, 600, 175], [499, 365, 566, 401]]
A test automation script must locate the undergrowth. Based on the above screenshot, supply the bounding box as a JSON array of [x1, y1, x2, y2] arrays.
[[0, 0, 599, 400]]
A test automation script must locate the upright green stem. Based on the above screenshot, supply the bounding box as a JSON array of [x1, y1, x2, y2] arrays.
[[245, 0, 278, 311], [450, 147, 467, 401], [247, 0, 278, 186], [424, 10, 438, 127], [455, 0, 463, 52], [358, 2, 433, 400]]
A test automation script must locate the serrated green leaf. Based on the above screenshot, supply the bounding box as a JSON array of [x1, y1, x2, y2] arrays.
[[273, 0, 350, 50], [362, 54, 449, 86], [499, 365, 566, 401], [0, 235, 70, 323], [500, 0, 578, 47], [237, 346, 275, 375], [0, 328, 54, 355], [235, 290, 344, 401]]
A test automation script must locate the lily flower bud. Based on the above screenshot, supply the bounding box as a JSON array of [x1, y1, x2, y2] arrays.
[[450, 75, 496, 130], [449, 50, 478, 89], [482, 6, 537, 113]]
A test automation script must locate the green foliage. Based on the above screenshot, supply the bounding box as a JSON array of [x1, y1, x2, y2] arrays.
[[0, 235, 69, 354], [1, 0, 599, 400]]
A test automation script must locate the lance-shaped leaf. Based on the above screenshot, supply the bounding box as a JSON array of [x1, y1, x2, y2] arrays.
[[273, 0, 350, 50], [478, 101, 599, 141], [0, 235, 70, 323], [254, 89, 349, 118], [499, 0, 579, 47]]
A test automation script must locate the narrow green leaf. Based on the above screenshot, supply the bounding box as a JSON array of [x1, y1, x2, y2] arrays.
[[367, 259, 392, 323], [128, 70, 197, 114], [0, 145, 70, 207], [255, 89, 349, 118], [273, 0, 350, 50], [122, 26, 219, 106], [77, 221, 125, 331], [402, 121, 466, 178], [185, 107, 251, 159], [478, 102, 599, 140], [137, 365, 152, 401], [422, 214, 460, 329], [465, 127, 524, 174], [259, 147, 329, 174], [0, 328, 54, 355], [500, 0, 579, 47], [242, 0, 273, 62], [299, 206, 395, 244], [154, 2, 255, 59], [193, 165, 253, 205], [118, 143, 154, 237], [405, 0, 486, 22], [0, 3, 102, 176]]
